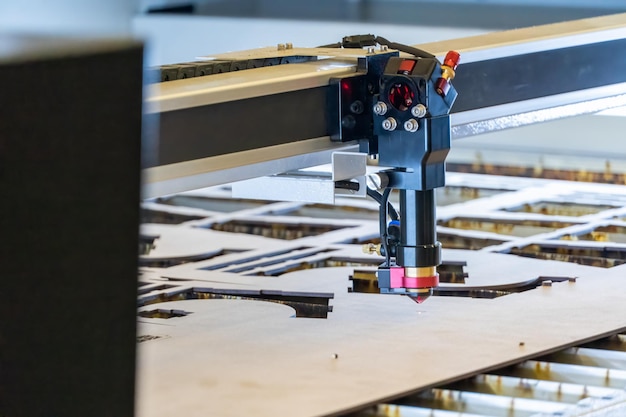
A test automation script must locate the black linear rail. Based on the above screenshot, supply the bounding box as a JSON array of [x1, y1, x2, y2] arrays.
[[156, 86, 329, 167], [152, 38, 626, 168], [452, 37, 626, 112]]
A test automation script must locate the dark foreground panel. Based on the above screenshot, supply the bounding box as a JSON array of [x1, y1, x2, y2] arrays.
[[0, 37, 143, 417]]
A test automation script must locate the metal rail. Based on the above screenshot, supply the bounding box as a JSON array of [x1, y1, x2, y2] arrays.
[[359, 333, 626, 417], [143, 13, 626, 198]]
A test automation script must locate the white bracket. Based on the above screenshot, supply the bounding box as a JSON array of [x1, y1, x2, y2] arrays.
[[231, 152, 367, 204]]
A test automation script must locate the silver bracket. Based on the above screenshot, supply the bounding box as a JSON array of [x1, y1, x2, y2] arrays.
[[231, 151, 366, 204]]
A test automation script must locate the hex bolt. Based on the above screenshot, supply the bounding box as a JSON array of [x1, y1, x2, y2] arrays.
[[411, 104, 427, 118], [350, 100, 364, 115], [286, 42, 293, 49], [277, 43, 286, 51], [367, 47, 375, 54], [404, 118, 419, 132], [341, 115, 356, 129], [382, 117, 397, 131], [373, 101, 388, 116]]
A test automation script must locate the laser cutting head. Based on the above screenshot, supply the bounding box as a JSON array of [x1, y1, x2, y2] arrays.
[[371, 51, 460, 302], [327, 43, 459, 302]]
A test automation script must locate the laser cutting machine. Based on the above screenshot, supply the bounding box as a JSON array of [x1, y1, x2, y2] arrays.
[[137, 13, 626, 416], [143, 13, 626, 306], [4, 11, 626, 417]]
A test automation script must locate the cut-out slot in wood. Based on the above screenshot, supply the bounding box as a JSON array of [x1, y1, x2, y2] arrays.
[[560, 224, 626, 244], [350, 267, 571, 299], [140, 249, 246, 268], [138, 287, 334, 319], [504, 201, 618, 216], [510, 244, 626, 268], [210, 220, 347, 240], [138, 309, 190, 319], [440, 217, 575, 237], [141, 208, 206, 225]]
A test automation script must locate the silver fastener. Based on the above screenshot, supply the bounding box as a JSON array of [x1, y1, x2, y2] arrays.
[[367, 47, 375, 54], [411, 104, 427, 118], [277, 43, 286, 51], [373, 101, 388, 116], [382, 117, 397, 131], [286, 42, 293, 49], [366, 172, 389, 190], [404, 119, 419, 132]]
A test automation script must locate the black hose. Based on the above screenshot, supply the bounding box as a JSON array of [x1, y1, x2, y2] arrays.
[[380, 187, 393, 266], [317, 42, 343, 48], [366, 188, 399, 221], [318, 35, 435, 60], [374, 36, 435, 59]]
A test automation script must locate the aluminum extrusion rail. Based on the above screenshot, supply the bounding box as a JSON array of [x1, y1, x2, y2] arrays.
[[144, 13, 626, 197]]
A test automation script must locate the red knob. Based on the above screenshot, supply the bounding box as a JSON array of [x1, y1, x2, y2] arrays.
[[435, 77, 450, 97], [443, 50, 461, 70]]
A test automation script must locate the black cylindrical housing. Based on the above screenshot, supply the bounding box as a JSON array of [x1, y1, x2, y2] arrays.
[[397, 189, 441, 267], [402, 190, 436, 245]]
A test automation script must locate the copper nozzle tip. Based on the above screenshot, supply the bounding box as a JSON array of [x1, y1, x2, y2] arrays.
[[409, 294, 430, 304], [407, 288, 433, 304]]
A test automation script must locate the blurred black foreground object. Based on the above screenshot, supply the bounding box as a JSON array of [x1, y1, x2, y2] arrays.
[[0, 36, 144, 417]]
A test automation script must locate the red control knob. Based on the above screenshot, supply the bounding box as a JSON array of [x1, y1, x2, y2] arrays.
[[436, 50, 460, 97], [435, 78, 450, 97], [443, 50, 461, 70]]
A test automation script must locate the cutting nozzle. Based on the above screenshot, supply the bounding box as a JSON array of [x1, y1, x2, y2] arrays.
[[407, 288, 434, 304], [403, 267, 438, 303], [377, 266, 439, 302]]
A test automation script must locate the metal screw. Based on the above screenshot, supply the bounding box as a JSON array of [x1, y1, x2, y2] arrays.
[[362, 243, 375, 254], [350, 100, 364, 115], [366, 173, 389, 190], [404, 118, 419, 132], [411, 104, 427, 118], [367, 47, 375, 54], [277, 43, 286, 51], [382, 117, 397, 131], [362, 243, 381, 256], [286, 42, 293, 50], [380, 45, 388, 51], [373, 101, 388, 116], [341, 115, 356, 129]]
